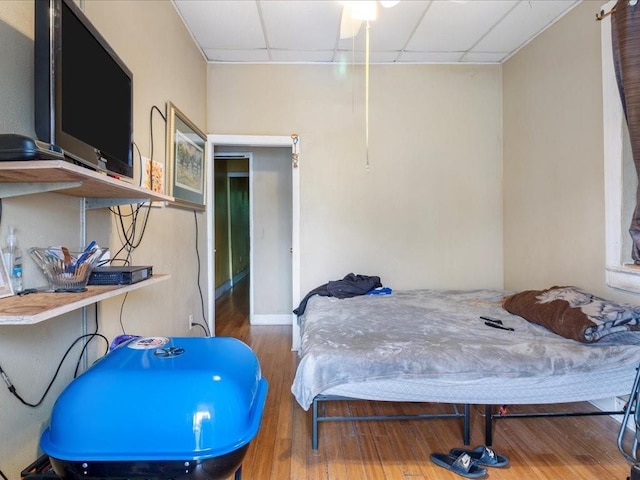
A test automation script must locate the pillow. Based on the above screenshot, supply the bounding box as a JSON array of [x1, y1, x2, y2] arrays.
[[502, 286, 640, 343]]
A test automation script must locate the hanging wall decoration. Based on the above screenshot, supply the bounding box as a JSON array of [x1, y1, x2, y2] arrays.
[[166, 102, 207, 210]]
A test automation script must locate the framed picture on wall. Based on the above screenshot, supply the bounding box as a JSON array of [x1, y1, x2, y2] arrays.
[[166, 102, 207, 210]]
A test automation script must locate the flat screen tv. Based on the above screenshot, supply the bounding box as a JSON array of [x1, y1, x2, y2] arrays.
[[34, 0, 134, 179]]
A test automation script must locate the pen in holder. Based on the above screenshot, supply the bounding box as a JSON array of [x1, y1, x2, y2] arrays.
[[29, 246, 106, 292]]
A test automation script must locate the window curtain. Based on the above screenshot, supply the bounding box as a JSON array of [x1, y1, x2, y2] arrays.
[[611, 0, 640, 262]]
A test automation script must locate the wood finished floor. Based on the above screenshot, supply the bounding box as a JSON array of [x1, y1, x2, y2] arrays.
[[215, 279, 636, 479]]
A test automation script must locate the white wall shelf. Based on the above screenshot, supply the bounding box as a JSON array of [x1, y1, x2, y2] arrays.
[[0, 160, 173, 326], [0, 274, 170, 325], [0, 160, 173, 207]]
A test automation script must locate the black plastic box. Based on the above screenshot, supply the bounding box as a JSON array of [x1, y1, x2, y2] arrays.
[[0, 134, 64, 161], [21, 455, 57, 480]]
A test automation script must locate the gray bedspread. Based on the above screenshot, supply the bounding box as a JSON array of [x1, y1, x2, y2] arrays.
[[291, 289, 640, 410]]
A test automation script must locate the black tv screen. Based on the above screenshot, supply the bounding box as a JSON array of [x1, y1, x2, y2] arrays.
[[35, 0, 134, 179]]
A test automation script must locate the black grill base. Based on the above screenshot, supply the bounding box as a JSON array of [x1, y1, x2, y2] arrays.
[[49, 444, 249, 480]]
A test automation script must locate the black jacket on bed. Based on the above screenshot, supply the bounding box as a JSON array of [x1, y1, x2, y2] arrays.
[[293, 273, 382, 317]]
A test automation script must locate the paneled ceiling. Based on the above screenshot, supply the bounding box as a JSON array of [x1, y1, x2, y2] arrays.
[[172, 0, 582, 64]]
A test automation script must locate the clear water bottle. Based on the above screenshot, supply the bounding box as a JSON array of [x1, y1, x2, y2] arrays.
[[3, 226, 23, 293]]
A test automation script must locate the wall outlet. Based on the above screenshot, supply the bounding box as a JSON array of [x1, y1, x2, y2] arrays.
[[188, 314, 194, 330]]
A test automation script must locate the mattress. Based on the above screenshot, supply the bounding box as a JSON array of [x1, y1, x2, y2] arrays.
[[291, 289, 640, 410]]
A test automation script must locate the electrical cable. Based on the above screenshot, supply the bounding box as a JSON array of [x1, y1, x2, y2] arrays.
[[119, 291, 129, 334], [108, 104, 165, 267], [106, 104, 166, 335], [0, 468, 8, 480], [193, 210, 210, 336], [74, 304, 106, 378], [0, 331, 108, 408], [149, 105, 166, 173], [115, 203, 150, 251], [133, 141, 143, 188]]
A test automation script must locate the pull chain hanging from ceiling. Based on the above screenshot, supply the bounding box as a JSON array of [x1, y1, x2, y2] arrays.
[[365, 20, 371, 172]]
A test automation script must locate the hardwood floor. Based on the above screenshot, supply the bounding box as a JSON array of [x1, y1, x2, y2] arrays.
[[215, 279, 636, 479]]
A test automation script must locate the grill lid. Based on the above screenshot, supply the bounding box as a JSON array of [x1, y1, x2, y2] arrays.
[[40, 336, 268, 462]]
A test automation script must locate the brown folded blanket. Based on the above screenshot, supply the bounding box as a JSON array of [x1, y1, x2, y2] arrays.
[[502, 286, 640, 343]]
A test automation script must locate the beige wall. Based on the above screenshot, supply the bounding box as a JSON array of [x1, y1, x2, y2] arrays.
[[0, 1, 207, 477], [251, 147, 292, 316], [208, 63, 505, 294], [82, 0, 209, 341], [502, 0, 640, 304]]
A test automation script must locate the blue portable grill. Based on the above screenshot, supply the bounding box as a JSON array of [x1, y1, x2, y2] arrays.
[[40, 336, 268, 480]]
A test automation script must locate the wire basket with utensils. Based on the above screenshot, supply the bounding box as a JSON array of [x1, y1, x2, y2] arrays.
[[29, 245, 106, 292]]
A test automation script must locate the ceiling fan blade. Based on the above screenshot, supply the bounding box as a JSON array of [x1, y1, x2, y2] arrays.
[[340, 5, 363, 39]]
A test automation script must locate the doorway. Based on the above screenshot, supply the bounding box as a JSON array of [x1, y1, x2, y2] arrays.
[[213, 155, 250, 299], [206, 135, 301, 347]]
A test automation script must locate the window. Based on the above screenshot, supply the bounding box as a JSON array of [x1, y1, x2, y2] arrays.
[[602, 0, 640, 292]]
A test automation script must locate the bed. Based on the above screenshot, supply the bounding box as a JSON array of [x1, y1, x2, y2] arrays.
[[291, 288, 640, 449]]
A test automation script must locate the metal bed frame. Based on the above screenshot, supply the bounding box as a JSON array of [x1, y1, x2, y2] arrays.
[[311, 395, 471, 450], [484, 403, 628, 446], [616, 364, 640, 480], [310, 394, 630, 450], [618, 365, 640, 462]]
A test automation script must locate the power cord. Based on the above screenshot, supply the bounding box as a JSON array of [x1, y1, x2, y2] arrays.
[[109, 103, 166, 266], [193, 210, 210, 336], [119, 291, 129, 334], [0, 311, 108, 408], [0, 332, 108, 407], [108, 104, 167, 334], [74, 306, 104, 378]]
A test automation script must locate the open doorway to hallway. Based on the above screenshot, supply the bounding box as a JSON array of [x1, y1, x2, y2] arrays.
[[212, 146, 293, 331], [213, 156, 250, 300]]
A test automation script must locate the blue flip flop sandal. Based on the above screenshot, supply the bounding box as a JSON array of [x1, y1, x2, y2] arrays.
[[430, 452, 488, 478], [449, 445, 509, 468]]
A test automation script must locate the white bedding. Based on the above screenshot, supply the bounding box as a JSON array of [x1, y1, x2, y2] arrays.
[[291, 289, 640, 410]]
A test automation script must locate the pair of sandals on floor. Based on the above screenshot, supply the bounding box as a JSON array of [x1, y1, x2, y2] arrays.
[[431, 445, 509, 478]]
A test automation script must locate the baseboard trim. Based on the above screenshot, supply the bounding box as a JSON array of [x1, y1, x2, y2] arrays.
[[251, 314, 292, 325], [215, 269, 249, 299], [233, 268, 249, 284], [215, 280, 232, 299]]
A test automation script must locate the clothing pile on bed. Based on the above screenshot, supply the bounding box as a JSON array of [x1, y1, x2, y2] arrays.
[[293, 273, 382, 317]]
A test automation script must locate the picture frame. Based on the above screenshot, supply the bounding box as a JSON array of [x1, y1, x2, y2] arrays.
[[166, 102, 207, 210], [0, 254, 14, 298]]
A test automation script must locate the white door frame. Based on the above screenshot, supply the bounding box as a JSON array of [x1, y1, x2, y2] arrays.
[[206, 134, 301, 348]]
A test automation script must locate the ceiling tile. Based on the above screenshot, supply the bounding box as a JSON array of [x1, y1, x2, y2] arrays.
[[473, 0, 579, 53], [172, 0, 582, 64], [406, 1, 518, 52], [174, 0, 264, 50], [261, 0, 340, 51], [337, 1, 431, 51]]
